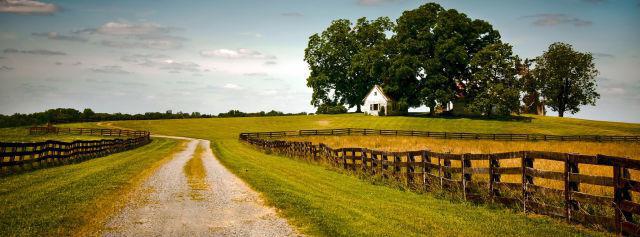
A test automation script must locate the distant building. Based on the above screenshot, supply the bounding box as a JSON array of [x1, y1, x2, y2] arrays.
[[362, 85, 392, 116]]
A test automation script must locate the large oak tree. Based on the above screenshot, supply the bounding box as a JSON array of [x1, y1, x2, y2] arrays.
[[533, 42, 600, 117], [304, 17, 392, 112]]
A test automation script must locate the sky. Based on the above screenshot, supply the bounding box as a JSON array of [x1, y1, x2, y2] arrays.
[[0, 0, 639, 123]]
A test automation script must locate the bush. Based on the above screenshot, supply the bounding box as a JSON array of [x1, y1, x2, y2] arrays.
[[316, 103, 348, 114], [378, 106, 386, 116]]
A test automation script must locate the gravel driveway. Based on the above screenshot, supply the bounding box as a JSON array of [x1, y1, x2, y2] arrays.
[[103, 135, 298, 236]]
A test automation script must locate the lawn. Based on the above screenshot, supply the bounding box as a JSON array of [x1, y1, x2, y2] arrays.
[[0, 126, 124, 142], [107, 113, 638, 236], [0, 138, 183, 237]]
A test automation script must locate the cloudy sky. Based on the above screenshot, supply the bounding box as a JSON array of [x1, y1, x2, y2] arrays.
[[0, 0, 639, 122]]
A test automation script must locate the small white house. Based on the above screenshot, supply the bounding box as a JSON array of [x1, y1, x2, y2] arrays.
[[362, 85, 392, 116]]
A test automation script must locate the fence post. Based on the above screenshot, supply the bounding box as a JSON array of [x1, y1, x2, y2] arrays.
[[407, 152, 414, 187], [614, 162, 623, 234], [489, 154, 501, 201], [437, 156, 443, 189], [463, 154, 472, 200], [443, 158, 452, 180], [361, 148, 367, 172], [613, 158, 633, 235], [565, 154, 580, 222], [522, 151, 533, 212], [423, 150, 430, 189]]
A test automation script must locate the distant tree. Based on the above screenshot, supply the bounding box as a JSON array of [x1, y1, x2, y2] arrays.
[[305, 17, 392, 112], [316, 102, 348, 114], [82, 108, 96, 121], [467, 43, 521, 116], [533, 42, 599, 117]]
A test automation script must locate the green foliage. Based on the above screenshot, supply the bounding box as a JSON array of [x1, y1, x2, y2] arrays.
[[316, 103, 348, 114], [306, 3, 508, 116], [377, 106, 386, 116], [534, 42, 600, 117], [519, 59, 544, 114], [304, 17, 393, 111], [467, 43, 521, 116]]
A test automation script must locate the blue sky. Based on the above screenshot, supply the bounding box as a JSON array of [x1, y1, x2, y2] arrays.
[[0, 0, 639, 122]]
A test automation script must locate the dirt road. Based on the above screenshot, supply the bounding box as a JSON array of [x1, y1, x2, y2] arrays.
[[103, 136, 298, 236]]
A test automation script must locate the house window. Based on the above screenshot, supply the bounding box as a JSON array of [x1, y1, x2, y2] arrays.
[[373, 104, 379, 111], [374, 92, 377, 96]]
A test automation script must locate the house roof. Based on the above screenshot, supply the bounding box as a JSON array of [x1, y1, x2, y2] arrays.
[[362, 85, 392, 103]]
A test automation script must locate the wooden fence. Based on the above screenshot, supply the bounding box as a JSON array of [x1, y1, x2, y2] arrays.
[[28, 126, 150, 137], [240, 128, 640, 142], [240, 133, 640, 235], [0, 127, 151, 175]]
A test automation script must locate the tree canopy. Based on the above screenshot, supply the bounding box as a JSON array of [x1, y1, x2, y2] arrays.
[[304, 17, 393, 112], [533, 42, 600, 117], [304, 3, 600, 118]]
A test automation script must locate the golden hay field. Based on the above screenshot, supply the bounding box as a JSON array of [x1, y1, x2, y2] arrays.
[[284, 135, 640, 197]]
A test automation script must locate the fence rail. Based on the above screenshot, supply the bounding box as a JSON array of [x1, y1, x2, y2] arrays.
[[0, 127, 151, 174], [28, 126, 150, 137], [239, 128, 640, 142], [239, 132, 640, 235]]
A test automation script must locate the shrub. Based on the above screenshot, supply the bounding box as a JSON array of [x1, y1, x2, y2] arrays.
[[316, 103, 348, 114]]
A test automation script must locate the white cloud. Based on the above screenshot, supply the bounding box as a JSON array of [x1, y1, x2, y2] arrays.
[[0, 0, 58, 15], [79, 21, 186, 50], [200, 48, 276, 60], [93, 21, 177, 36], [243, 72, 268, 77], [357, 0, 404, 6], [32, 32, 88, 42], [0, 65, 13, 71], [3, 48, 66, 55], [90, 65, 131, 74], [121, 54, 201, 73], [240, 32, 263, 38], [521, 14, 593, 27], [223, 83, 242, 90]]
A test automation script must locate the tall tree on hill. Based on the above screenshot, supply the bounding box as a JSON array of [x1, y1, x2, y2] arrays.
[[467, 43, 521, 116], [304, 17, 392, 112], [389, 3, 501, 114], [533, 42, 600, 117]]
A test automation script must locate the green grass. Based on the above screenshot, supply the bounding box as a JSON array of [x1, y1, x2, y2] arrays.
[[0, 126, 125, 142], [108, 113, 636, 236], [0, 138, 182, 237]]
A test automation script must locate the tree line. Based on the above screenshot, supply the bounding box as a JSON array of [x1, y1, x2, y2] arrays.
[[0, 108, 308, 128], [304, 3, 600, 117]]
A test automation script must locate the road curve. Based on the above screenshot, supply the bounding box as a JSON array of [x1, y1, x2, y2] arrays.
[[103, 135, 299, 236]]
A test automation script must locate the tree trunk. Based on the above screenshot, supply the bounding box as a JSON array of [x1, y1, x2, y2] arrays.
[[356, 104, 362, 113], [429, 106, 435, 116], [558, 110, 564, 117]]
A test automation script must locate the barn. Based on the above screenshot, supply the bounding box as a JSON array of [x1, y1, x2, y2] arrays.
[[362, 85, 392, 116]]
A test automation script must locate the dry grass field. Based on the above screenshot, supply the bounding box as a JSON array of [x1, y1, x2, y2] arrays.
[[284, 135, 640, 198]]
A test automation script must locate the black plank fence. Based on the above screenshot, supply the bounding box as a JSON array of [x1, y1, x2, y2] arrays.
[[0, 127, 151, 174], [240, 129, 640, 235], [241, 128, 640, 142]]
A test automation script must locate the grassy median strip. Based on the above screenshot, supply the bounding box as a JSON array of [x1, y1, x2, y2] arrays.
[[183, 143, 210, 201], [0, 138, 183, 237]]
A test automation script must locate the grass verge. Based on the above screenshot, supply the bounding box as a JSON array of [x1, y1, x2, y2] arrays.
[[0, 138, 183, 237]]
